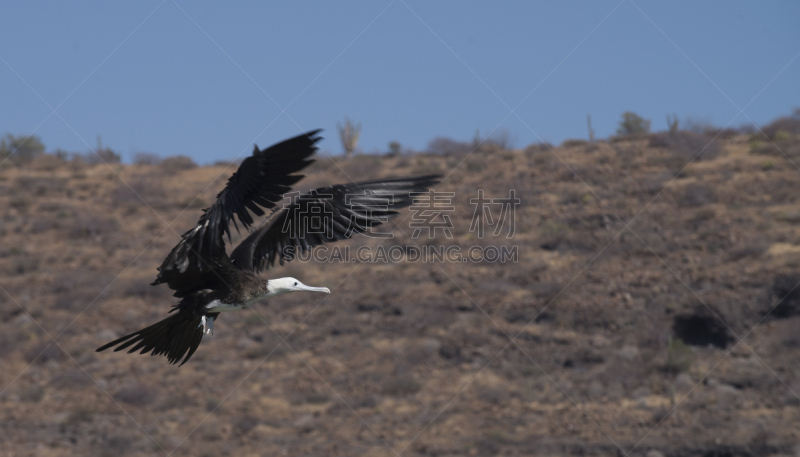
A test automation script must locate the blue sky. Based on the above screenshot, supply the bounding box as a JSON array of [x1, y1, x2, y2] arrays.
[[1, 1, 798, 164]]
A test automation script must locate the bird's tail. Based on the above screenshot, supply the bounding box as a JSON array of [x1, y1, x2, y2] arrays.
[[96, 311, 205, 366]]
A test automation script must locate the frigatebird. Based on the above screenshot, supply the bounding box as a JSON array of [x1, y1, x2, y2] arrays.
[[97, 130, 440, 365]]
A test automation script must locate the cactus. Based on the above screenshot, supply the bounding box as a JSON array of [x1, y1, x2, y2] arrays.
[[338, 117, 361, 159], [667, 114, 679, 134]]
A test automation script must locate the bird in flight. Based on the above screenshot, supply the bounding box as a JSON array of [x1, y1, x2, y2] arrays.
[[97, 130, 440, 365]]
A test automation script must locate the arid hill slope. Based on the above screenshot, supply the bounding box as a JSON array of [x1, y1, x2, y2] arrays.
[[1, 130, 799, 456]]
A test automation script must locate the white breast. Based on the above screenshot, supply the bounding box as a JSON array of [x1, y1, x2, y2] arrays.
[[205, 300, 245, 312]]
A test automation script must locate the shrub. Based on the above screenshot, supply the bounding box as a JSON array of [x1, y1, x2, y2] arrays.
[[770, 273, 800, 318], [52, 270, 115, 310], [738, 123, 757, 135], [475, 384, 508, 405], [30, 153, 64, 171], [304, 392, 329, 404], [428, 137, 472, 156], [465, 156, 485, 172], [119, 277, 170, 299], [684, 117, 717, 136], [212, 158, 242, 167], [678, 183, 716, 207], [16, 176, 67, 196], [0, 133, 45, 163], [23, 341, 65, 364], [232, 414, 259, 436], [382, 372, 421, 396], [113, 383, 156, 406], [561, 139, 588, 148], [82, 148, 121, 165], [648, 131, 722, 161], [132, 152, 161, 165], [205, 396, 221, 412], [484, 129, 514, 150], [242, 333, 284, 359], [672, 313, 732, 349], [762, 110, 800, 137], [159, 155, 196, 175], [111, 178, 167, 209], [19, 385, 45, 403], [65, 406, 94, 425], [727, 240, 768, 261], [11, 257, 39, 275], [639, 172, 671, 194], [51, 369, 93, 390], [523, 142, 552, 157], [157, 391, 195, 410], [665, 337, 694, 373], [101, 432, 133, 455], [387, 141, 402, 156], [749, 133, 800, 157], [616, 111, 650, 135], [9, 195, 32, 211], [772, 130, 792, 141], [339, 154, 385, 178], [70, 213, 119, 239]]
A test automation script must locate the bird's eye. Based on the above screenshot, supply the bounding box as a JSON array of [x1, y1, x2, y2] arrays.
[[294, 282, 298, 286]]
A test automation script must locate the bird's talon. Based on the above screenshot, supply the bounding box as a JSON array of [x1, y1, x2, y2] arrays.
[[199, 315, 214, 335]]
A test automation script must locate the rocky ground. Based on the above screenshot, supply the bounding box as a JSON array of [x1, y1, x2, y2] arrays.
[[1, 125, 800, 456]]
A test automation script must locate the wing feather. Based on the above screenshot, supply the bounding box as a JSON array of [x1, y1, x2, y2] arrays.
[[229, 175, 441, 272], [152, 130, 322, 295]]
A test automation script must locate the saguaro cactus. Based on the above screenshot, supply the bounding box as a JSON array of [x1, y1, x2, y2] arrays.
[[667, 114, 679, 134], [338, 117, 361, 159]]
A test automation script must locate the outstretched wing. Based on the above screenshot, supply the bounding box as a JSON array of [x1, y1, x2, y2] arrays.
[[152, 130, 322, 294], [228, 175, 441, 272]]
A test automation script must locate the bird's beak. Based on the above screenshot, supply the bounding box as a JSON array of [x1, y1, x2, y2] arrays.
[[300, 284, 331, 294]]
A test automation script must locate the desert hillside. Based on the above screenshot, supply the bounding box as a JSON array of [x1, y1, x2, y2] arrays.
[[1, 124, 800, 456]]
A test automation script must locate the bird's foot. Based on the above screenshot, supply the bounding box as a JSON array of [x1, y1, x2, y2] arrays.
[[198, 315, 215, 336]]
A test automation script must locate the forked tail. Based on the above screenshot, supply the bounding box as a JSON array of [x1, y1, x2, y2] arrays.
[[96, 311, 205, 366]]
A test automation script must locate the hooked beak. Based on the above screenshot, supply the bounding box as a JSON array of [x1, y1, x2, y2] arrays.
[[299, 284, 330, 294]]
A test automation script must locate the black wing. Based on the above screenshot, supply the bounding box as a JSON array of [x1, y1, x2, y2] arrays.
[[228, 175, 441, 272], [95, 310, 206, 366], [152, 130, 322, 295]]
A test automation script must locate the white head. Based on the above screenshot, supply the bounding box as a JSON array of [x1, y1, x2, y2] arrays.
[[265, 277, 331, 298]]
